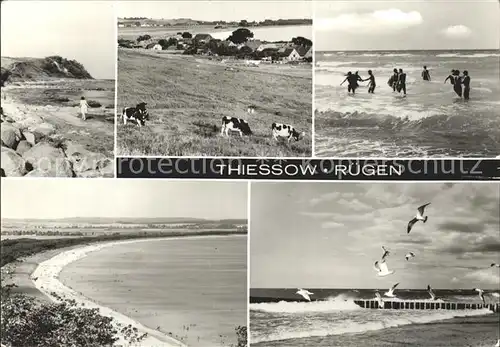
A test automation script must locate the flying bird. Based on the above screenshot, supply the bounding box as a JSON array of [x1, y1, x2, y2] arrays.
[[296, 288, 314, 302], [384, 283, 399, 298], [473, 288, 486, 305], [491, 263, 500, 268], [405, 252, 415, 261], [373, 259, 395, 277], [427, 285, 438, 300], [375, 292, 385, 309], [407, 203, 431, 234], [381, 246, 391, 260]]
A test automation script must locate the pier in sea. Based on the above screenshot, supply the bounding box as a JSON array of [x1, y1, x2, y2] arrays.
[[354, 300, 500, 312]]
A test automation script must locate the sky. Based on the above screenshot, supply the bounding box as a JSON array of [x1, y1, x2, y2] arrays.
[[117, 0, 312, 21], [250, 182, 500, 290], [1, 1, 116, 79], [1, 180, 247, 220], [315, 0, 500, 51]]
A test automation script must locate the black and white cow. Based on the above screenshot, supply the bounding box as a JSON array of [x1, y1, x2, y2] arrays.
[[221, 116, 253, 137], [271, 122, 305, 142], [121, 102, 149, 127]]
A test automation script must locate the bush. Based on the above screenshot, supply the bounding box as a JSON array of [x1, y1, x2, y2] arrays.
[[1, 287, 118, 347], [236, 325, 247, 347], [137, 34, 151, 42], [182, 32, 192, 39], [87, 100, 102, 108]]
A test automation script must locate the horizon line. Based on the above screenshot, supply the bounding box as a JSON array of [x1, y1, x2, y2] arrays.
[[1, 217, 248, 221], [316, 48, 500, 52]]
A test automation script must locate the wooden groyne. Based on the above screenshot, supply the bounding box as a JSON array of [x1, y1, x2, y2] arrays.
[[354, 300, 500, 312]]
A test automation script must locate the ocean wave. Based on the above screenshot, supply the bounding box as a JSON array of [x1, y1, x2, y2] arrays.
[[250, 295, 361, 313], [250, 308, 493, 343]]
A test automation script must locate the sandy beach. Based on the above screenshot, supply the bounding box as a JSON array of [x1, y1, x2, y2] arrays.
[[24, 234, 247, 347], [29, 237, 223, 347]]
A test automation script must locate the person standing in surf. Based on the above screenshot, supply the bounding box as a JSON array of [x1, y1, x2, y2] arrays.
[[362, 70, 376, 94], [452, 70, 462, 98], [341, 72, 359, 94], [388, 68, 398, 92], [421, 66, 431, 81], [461, 70, 471, 100], [79, 96, 89, 121], [354, 71, 363, 90], [397, 68, 407, 97], [444, 70, 456, 85]]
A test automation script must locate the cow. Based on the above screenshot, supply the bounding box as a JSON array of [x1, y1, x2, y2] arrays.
[[271, 122, 305, 142], [121, 102, 149, 127], [247, 105, 256, 114], [221, 116, 253, 137]]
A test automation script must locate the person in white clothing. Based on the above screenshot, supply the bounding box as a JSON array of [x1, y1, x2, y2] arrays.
[[79, 96, 89, 120]]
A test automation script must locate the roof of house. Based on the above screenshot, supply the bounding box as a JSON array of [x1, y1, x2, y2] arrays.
[[294, 45, 307, 57], [145, 43, 160, 49], [260, 47, 279, 54], [245, 40, 263, 51], [194, 33, 212, 40], [258, 43, 280, 50], [281, 48, 298, 57]]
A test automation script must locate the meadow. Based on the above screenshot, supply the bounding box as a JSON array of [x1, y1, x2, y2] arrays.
[[117, 49, 312, 157]]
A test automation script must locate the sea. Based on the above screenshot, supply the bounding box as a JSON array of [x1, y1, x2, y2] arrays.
[[250, 288, 499, 346], [314, 50, 500, 157], [210, 25, 312, 42], [60, 235, 247, 347]]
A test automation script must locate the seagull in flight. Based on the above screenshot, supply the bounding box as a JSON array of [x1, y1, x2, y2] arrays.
[[374, 259, 395, 277], [405, 252, 415, 261], [473, 288, 486, 305], [375, 292, 385, 309], [427, 285, 438, 300], [407, 203, 431, 234], [296, 288, 314, 301], [384, 283, 399, 298]]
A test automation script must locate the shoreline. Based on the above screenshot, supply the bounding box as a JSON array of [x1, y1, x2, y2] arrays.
[[30, 234, 245, 347]]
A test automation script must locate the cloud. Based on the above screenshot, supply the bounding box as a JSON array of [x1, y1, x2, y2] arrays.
[[464, 268, 500, 285], [321, 221, 344, 229], [440, 236, 500, 255], [316, 9, 423, 33], [438, 221, 485, 234], [442, 25, 472, 39]]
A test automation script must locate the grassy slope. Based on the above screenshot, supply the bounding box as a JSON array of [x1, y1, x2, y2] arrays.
[[117, 49, 312, 157]]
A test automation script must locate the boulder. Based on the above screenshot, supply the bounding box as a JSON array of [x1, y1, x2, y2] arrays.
[[1, 123, 22, 149], [29, 122, 56, 137], [15, 114, 44, 128], [21, 131, 42, 146], [64, 142, 108, 174], [98, 159, 114, 178], [16, 140, 32, 156], [23, 142, 74, 177], [1, 146, 27, 176], [77, 169, 102, 178], [24, 168, 52, 177]]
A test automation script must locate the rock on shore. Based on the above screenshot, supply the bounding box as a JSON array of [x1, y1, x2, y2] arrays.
[[1, 101, 113, 178]]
